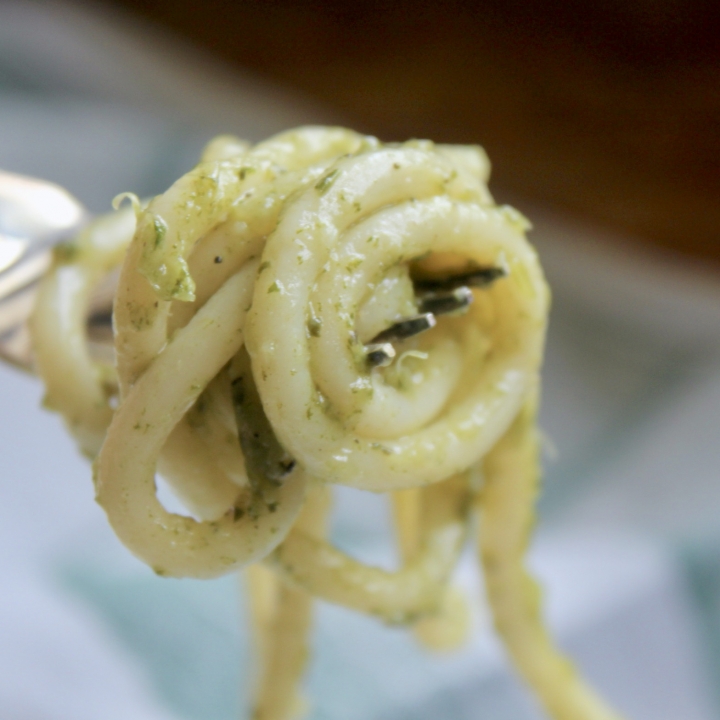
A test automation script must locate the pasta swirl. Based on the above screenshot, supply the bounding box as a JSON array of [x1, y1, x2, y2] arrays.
[[247, 145, 545, 491], [30, 126, 623, 720]]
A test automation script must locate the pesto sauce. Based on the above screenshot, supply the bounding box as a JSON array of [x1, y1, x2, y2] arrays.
[[314, 169, 339, 194]]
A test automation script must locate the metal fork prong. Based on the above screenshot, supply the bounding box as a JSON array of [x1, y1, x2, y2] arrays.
[[370, 313, 436, 344], [413, 266, 506, 292]]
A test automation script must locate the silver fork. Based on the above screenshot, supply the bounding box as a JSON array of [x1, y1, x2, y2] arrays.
[[0, 171, 501, 374], [0, 170, 90, 371]]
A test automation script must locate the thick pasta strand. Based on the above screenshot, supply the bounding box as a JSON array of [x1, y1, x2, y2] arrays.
[[248, 568, 312, 720], [248, 485, 330, 720], [28, 126, 625, 720], [270, 474, 470, 623], [245, 148, 544, 490], [392, 487, 471, 650], [479, 397, 623, 720], [31, 207, 135, 456], [96, 261, 310, 578]]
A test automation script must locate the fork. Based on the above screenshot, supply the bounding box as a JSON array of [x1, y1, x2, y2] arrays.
[[0, 170, 90, 371], [0, 170, 502, 374]]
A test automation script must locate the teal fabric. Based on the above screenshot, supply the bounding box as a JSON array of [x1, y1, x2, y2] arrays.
[[58, 561, 541, 720], [60, 567, 245, 720], [682, 544, 720, 712]]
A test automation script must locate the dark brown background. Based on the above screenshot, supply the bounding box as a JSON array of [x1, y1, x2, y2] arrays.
[[113, 0, 720, 267]]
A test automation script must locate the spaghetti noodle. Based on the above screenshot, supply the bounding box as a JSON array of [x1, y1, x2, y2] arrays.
[[30, 127, 623, 720]]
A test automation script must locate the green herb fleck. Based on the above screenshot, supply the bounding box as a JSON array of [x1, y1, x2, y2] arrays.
[[370, 442, 393, 455], [170, 273, 193, 298], [308, 317, 322, 337], [315, 169, 339, 194], [54, 242, 79, 263], [153, 215, 168, 248]]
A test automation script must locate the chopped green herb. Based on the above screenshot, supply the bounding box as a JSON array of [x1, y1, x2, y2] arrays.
[[370, 442, 393, 455], [315, 169, 339, 194], [345, 257, 363, 272], [308, 317, 322, 337], [152, 215, 168, 248]]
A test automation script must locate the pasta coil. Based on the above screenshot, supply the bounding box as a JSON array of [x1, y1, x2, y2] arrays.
[[30, 126, 623, 720]]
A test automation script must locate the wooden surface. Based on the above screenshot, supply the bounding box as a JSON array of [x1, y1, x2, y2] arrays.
[[112, 0, 720, 266]]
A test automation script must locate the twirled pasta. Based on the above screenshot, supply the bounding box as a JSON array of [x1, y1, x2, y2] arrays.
[[30, 127, 623, 720]]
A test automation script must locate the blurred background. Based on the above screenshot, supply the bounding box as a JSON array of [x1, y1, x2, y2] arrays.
[[0, 1, 719, 719], [114, 0, 720, 268]]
